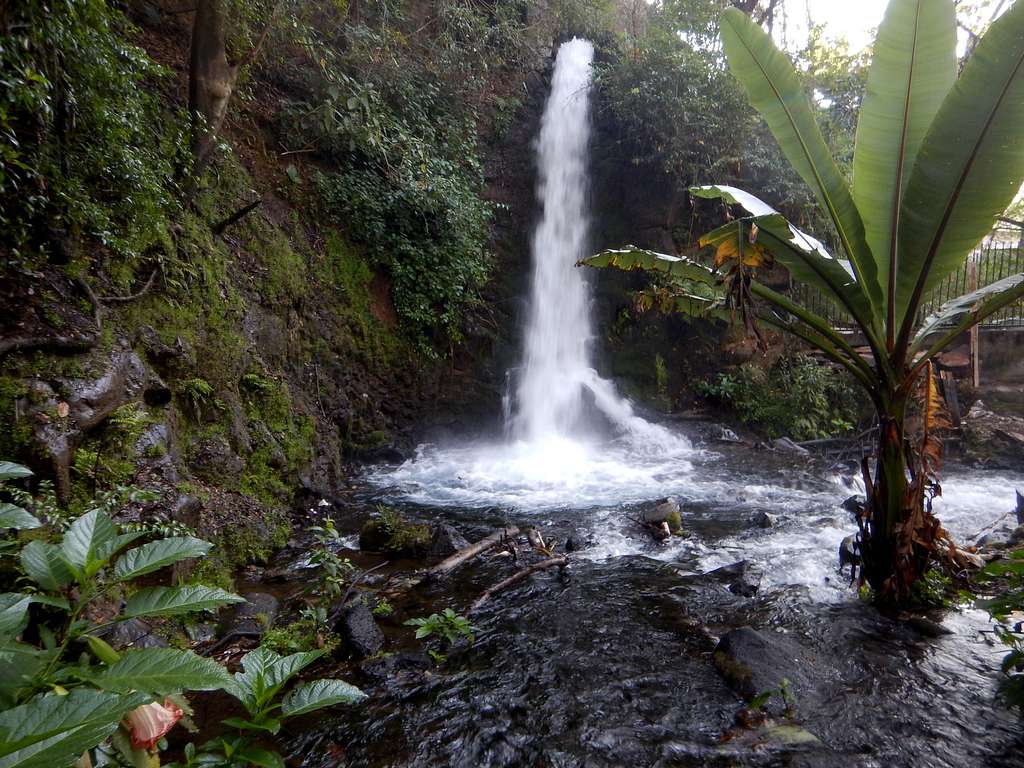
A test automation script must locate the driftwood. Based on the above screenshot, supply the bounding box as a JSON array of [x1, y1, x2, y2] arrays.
[[427, 526, 520, 580], [470, 556, 568, 612]]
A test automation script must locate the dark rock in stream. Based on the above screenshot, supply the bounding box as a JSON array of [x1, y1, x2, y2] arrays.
[[225, 592, 279, 638], [99, 618, 168, 650], [641, 497, 680, 524], [713, 627, 819, 714], [753, 511, 776, 529], [705, 560, 761, 597], [564, 529, 591, 553], [339, 604, 385, 658], [841, 494, 866, 518], [429, 523, 470, 558]]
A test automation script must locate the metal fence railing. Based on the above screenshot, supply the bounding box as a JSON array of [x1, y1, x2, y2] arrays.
[[789, 225, 1024, 331]]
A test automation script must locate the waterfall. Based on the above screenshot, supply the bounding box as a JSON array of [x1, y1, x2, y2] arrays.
[[509, 38, 683, 451], [366, 39, 694, 511], [511, 38, 596, 442]]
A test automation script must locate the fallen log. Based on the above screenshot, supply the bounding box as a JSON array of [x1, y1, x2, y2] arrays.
[[470, 556, 568, 612], [427, 526, 520, 580]]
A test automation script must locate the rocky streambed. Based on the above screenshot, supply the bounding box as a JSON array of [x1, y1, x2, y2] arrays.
[[219, 432, 1024, 768]]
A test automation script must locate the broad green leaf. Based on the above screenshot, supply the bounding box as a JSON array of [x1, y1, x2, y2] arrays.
[[911, 273, 1024, 361], [580, 246, 718, 285], [94, 531, 148, 566], [232, 648, 323, 716], [122, 585, 245, 619], [0, 462, 32, 482], [719, 7, 880, 310], [0, 640, 47, 709], [0, 504, 41, 531], [89, 647, 233, 695], [0, 689, 148, 768], [897, 0, 1024, 338], [221, 716, 281, 734], [19, 541, 73, 591], [61, 509, 117, 577], [114, 537, 212, 581], [0, 594, 33, 639], [853, 0, 955, 333], [281, 679, 367, 717], [230, 745, 284, 768]]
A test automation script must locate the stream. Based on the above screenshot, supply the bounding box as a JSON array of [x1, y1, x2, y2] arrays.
[[285, 431, 1024, 767]]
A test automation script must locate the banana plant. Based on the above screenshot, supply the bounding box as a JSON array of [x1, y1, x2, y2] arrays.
[[582, 0, 1024, 602]]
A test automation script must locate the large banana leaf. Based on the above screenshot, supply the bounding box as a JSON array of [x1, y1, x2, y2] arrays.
[[896, 0, 1024, 342], [691, 185, 877, 335], [89, 648, 234, 696], [580, 247, 718, 285], [121, 585, 245, 619], [719, 7, 880, 310], [853, 0, 955, 336], [114, 536, 212, 581], [281, 679, 367, 716], [911, 272, 1024, 362]]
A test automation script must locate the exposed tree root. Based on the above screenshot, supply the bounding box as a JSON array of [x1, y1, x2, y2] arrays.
[[100, 268, 159, 303], [0, 334, 98, 358], [470, 556, 568, 612]]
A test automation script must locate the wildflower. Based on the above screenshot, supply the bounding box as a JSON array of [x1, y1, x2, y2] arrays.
[[123, 698, 183, 749]]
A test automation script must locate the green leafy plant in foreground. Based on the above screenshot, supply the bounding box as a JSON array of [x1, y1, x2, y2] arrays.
[[978, 550, 1024, 709], [170, 647, 366, 768], [0, 461, 364, 768], [583, 0, 1024, 603], [404, 608, 474, 648]]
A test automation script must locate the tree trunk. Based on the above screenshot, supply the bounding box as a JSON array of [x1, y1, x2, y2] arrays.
[[188, 0, 238, 178], [862, 399, 907, 597]]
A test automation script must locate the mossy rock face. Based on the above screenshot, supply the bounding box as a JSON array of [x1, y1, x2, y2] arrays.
[[359, 509, 431, 558]]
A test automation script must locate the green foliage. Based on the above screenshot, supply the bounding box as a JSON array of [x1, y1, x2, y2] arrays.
[[170, 647, 365, 768], [372, 599, 394, 618], [304, 518, 356, 613], [696, 354, 858, 440], [1, 0, 186, 263], [179, 378, 220, 421], [360, 507, 431, 557], [979, 550, 1024, 709], [261, 618, 339, 656], [0, 461, 363, 767], [404, 608, 474, 646]]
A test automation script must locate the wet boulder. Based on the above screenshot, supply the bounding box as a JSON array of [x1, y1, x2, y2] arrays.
[[99, 618, 168, 650], [706, 560, 761, 597], [359, 509, 431, 558], [338, 604, 385, 658], [429, 523, 470, 558], [225, 592, 279, 638], [25, 344, 147, 500], [564, 528, 592, 553], [754, 511, 777, 529], [838, 535, 860, 575], [713, 627, 818, 715], [191, 432, 244, 485], [641, 497, 683, 535]]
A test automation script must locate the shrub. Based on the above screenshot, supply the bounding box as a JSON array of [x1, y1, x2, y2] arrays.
[[697, 353, 859, 441]]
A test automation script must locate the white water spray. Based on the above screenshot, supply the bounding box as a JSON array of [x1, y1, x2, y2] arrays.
[[510, 38, 683, 450], [512, 38, 595, 441], [367, 39, 693, 510]]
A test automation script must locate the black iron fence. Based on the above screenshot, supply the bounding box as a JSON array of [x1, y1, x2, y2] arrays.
[[790, 225, 1024, 331]]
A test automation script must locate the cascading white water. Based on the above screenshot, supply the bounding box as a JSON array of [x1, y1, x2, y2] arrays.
[[510, 38, 685, 450], [366, 38, 695, 511], [512, 38, 595, 442]]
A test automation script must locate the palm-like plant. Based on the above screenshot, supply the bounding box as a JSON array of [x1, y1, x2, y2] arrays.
[[582, 0, 1024, 602]]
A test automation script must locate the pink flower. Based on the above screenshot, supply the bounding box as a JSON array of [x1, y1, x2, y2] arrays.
[[123, 698, 183, 749]]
